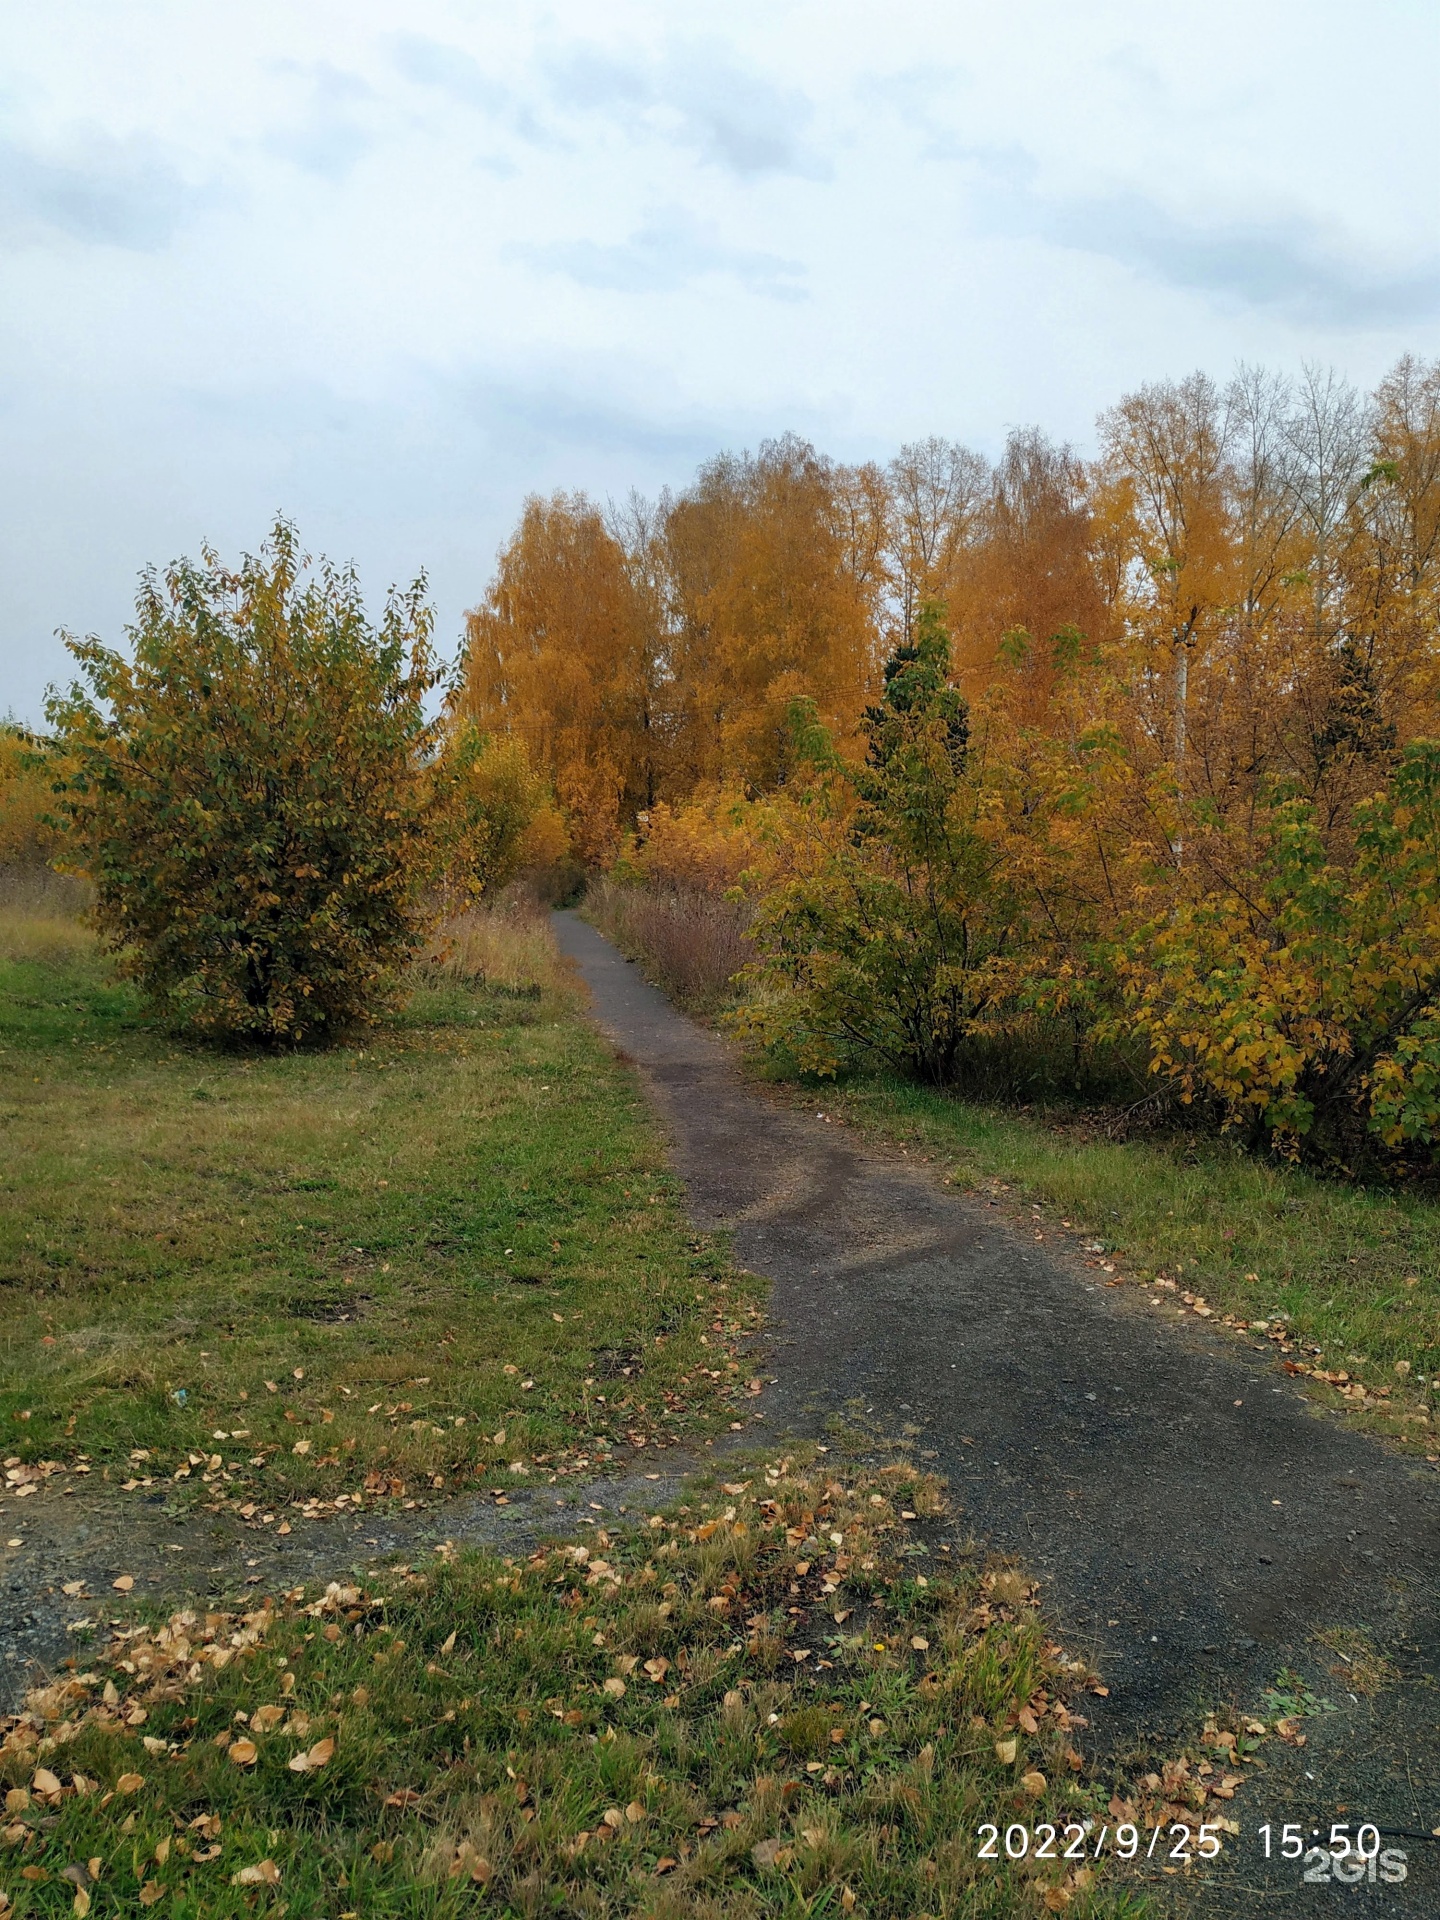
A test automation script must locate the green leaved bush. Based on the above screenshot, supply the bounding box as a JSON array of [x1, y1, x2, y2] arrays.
[[1114, 740, 1440, 1157], [735, 605, 1039, 1086], [43, 519, 544, 1044], [728, 597, 1440, 1164]]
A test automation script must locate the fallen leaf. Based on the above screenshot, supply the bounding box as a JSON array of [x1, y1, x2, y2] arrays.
[[625, 1800, 645, 1823], [32, 1769, 62, 1798], [73, 1891, 92, 1918], [384, 1788, 422, 1809], [910, 1636, 929, 1652], [439, 1630, 457, 1656], [751, 1838, 795, 1870], [230, 1861, 281, 1887], [115, 1773, 144, 1794], [994, 1738, 1018, 1764], [112, 1575, 135, 1593], [139, 1883, 166, 1907], [228, 1739, 258, 1767], [250, 1705, 285, 1733], [1021, 1769, 1048, 1797], [602, 1678, 626, 1698], [289, 1737, 335, 1773]]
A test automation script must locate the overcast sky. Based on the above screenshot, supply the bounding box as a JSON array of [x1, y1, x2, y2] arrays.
[[3, 0, 1437, 724]]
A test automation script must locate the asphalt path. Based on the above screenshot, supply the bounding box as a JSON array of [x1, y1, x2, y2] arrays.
[[552, 910, 1440, 1915]]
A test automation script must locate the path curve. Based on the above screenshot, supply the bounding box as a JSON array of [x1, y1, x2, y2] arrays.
[[554, 911, 1440, 1909]]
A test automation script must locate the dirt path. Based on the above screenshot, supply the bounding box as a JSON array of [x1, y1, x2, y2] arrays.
[[0, 1465, 693, 1709], [553, 911, 1440, 1913]]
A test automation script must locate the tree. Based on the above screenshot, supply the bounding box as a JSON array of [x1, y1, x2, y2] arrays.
[[746, 605, 1025, 1084], [455, 494, 658, 866], [0, 722, 63, 867], [661, 435, 882, 793], [45, 520, 441, 1043], [435, 723, 567, 908]]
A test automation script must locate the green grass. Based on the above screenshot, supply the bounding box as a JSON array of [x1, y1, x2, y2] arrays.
[[811, 1078, 1440, 1451], [0, 1459, 1149, 1919], [0, 923, 760, 1514]]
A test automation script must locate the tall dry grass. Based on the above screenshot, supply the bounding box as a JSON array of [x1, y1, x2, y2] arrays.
[[586, 877, 754, 1011], [0, 865, 94, 964], [417, 886, 569, 998]]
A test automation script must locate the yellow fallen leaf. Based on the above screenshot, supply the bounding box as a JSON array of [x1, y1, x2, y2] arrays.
[[910, 1636, 929, 1651], [440, 1630, 457, 1656], [73, 1891, 92, 1918], [112, 1575, 135, 1593], [625, 1800, 645, 1823], [289, 1737, 335, 1773], [602, 1678, 626, 1698], [250, 1706, 285, 1733], [1021, 1769, 1048, 1797], [994, 1738, 1018, 1765], [32, 1769, 62, 1798], [115, 1773, 144, 1794], [228, 1739, 258, 1767], [138, 1883, 166, 1907], [230, 1861, 281, 1887]]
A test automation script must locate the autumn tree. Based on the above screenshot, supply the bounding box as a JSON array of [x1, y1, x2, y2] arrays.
[[658, 435, 882, 793], [0, 722, 63, 868], [944, 428, 1113, 723], [885, 437, 989, 645], [455, 493, 658, 865]]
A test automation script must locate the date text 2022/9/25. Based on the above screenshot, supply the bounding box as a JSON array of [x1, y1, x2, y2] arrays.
[[975, 1820, 1410, 1882]]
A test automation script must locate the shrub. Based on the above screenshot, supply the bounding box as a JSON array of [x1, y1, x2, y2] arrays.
[[0, 722, 63, 867], [435, 723, 569, 911], [588, 875, 755, 1011], [740, 607, 1031, 1082], [45, 520, 442, 1043], [1112, 740, 1440, 1156]]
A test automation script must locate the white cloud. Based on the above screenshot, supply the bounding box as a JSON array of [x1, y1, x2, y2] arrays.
[[1, 0, 1438, 723]]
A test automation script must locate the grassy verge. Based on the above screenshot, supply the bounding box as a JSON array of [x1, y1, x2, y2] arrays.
[[0, 904, 760, 1520], [0, 1459, 1149, 1919], [800, 1078, 1440, 1456]]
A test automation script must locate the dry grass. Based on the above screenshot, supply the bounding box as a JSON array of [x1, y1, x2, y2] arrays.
[[419, 889, 570, 998], [588, 878, 755, 1012], [0, 864, 94, 965]]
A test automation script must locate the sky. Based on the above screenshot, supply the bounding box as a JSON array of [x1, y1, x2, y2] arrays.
[[2, 0, 1437, 725]]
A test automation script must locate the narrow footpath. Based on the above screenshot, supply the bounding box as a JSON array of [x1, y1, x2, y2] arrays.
[[552, 911, 1440, 1915]]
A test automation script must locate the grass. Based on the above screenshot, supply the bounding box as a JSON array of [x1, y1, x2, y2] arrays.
[[797, 1077, 1440, 1454], [585, 883, 754, 1016], [0, 1458, 1152, 1919], [0, 896, 761, 1516]]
